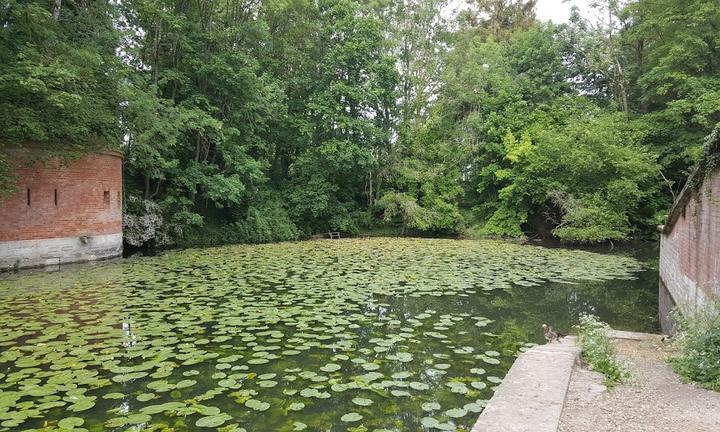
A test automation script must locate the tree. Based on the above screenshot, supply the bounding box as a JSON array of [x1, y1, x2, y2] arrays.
[[0, 0, 120, 147], [622, 0, 720, 188], [288, 0, 398, 233]]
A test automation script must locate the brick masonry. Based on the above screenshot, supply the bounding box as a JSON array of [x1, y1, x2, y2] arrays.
[[0, 151, 123, 270], [659, 168, 720, 317]]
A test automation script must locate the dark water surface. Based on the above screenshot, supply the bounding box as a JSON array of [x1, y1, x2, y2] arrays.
[[0, 238, 657, 431]]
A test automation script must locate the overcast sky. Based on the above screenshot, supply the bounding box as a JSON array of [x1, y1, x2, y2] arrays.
[[444, 0, 598, 24], [534, 0, 595, 23]]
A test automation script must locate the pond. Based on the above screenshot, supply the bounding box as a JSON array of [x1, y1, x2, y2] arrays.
[[0, 238, 657, 432]]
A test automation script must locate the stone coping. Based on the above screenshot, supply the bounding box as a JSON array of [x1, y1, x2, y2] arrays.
[[470, 337, 580, 432]]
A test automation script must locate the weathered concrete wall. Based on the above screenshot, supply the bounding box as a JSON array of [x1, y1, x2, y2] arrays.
[[471, 337, 580, 432], [659, 166, 720, 313], [0, 151, 123, 270]]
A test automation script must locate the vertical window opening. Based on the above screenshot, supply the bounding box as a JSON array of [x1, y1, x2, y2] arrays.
[[54, 189, 58, 206], [26, 188, 31, 206], [117, 191, 121, 205], [103, 190, 110, 206]]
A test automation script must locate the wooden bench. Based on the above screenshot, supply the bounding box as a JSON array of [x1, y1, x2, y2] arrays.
[[329, 231, 341, 239]]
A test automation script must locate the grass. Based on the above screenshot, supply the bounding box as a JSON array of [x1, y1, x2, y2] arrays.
[[575, 314, 631, 387], [669, 298, 720, 391]]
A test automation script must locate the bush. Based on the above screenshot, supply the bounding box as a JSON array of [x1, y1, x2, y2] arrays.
[[575, 314, 630, 386], [669, 299, 720, 390], [176, 194, 300, 247], [123, 196, 172, 248]]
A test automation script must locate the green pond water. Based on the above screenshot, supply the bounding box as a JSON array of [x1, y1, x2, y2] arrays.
[[0, 238, 658, 432]]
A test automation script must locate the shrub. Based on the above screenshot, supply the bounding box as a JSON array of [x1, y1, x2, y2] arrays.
[[575, 314, 630, 386], [123, 196, 172, 248], [669, 299, 720, 390]]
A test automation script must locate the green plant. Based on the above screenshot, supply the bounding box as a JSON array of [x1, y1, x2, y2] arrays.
[[575, 314, 630, 386], [669, 299, 720, 390]]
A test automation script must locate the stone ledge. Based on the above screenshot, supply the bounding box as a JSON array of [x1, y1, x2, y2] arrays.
[[471, 336, 579, 432], [0, 233, 122, 271]]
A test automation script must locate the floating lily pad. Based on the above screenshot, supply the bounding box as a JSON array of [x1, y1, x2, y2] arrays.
[[319, 363, 341, 373], [352, 397, 373, 406], [288, 402, 305, 411], [196, 413, 232, 428], [341, 412, 363, 422], [58, 417, 84, 429], [445, 408, 467, 418], [244, 399, 270, 411]]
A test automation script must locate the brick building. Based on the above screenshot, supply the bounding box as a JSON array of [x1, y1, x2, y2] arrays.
[[0, 150, 123, 270], [659, 128, 720, 331]]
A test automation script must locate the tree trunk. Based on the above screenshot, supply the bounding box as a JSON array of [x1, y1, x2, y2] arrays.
[[52, 0, 62, 20]]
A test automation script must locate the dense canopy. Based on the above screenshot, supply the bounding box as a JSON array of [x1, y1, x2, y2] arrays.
[[1, 0, 718, 244]]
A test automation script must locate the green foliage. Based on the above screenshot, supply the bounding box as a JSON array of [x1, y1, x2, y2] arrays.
[[575, 314, 631, 387], [669, 299, 720, 390], [123, 196, 172, 248], [2, 0, 716, 247], [0, 1, 120, 146]]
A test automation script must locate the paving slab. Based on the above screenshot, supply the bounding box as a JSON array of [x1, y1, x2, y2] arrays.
[[471, 337, 579, 432]]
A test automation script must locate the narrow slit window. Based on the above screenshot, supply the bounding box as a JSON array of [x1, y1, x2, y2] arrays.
[[103, 190, 110, 206], [26, 188, 31, 206], [54, 189, 58, 206], [117, 191, 121, 205]]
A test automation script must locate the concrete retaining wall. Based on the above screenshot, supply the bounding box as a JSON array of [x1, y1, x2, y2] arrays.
[[0, 233, 122, 270], [471, 337, 580, 432]]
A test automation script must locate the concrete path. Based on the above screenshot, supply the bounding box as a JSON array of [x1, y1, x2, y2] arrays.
[[471, 337, 580, 432]]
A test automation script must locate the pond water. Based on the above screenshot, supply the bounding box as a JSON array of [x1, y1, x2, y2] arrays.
[[0, 238, 657, 432]]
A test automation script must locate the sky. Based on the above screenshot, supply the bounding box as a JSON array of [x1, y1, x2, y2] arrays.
[[444, 0, 598, 24], [534, 0, 596, 23]]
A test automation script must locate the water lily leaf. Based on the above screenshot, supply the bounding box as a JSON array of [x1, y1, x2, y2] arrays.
[[421, 417, 439, 428], [352, 397, 373, 406], [409, 381, 429, 390], [58, 417, 84, 429], [196, 413, 232, 428], [245, 399, 270, 411], [445, 408, 467, 418], [288, 402, 305, 411], [319, 363, 341, 373], [341, 412, 363, 422]]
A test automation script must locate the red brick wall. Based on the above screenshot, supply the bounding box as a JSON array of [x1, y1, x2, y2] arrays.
[[0, 152, 123, 241], [660, 170, 720, 307]]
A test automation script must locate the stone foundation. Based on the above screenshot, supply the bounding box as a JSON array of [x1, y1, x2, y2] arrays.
[[0, 233, 122, 271]]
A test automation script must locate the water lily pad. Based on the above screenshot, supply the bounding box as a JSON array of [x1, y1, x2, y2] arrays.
[[196, 413, 232, 428], [352, 397, 373, 406], [288, 402, 305, 411], [320, 363, 341, 373], [445, 407, 467, 418], [58, 417, 84, 429], [421, 402, 441, 411], [421, 417, 439, 428], [245, 399, 270, 411], [409, 381, 429, 390], [341, 412, 363, 422], [471, 381, 487, 390]]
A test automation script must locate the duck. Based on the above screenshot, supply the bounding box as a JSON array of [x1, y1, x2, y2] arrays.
[[542, 323, 565, 343]]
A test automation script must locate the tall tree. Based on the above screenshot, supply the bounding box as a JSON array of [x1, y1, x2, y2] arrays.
[[287, 0, 398, 232], [0, 0, 120, 147]]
